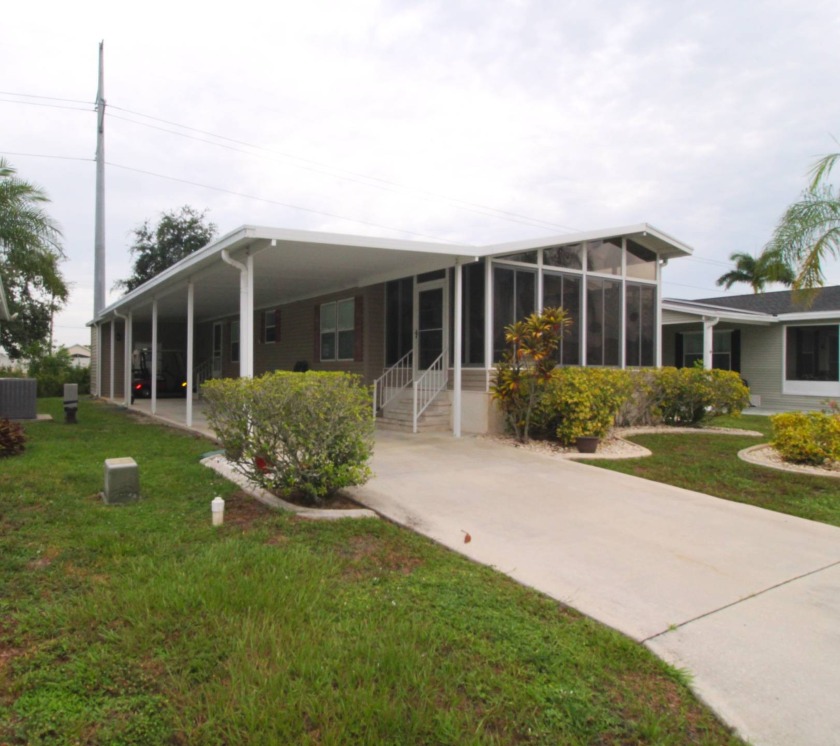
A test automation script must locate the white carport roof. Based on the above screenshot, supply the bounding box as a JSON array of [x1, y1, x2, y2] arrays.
[[93, 223, 693, 324]]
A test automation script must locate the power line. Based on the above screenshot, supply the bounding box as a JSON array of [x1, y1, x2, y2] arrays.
[[1, 151, 92, 163], [108, 103, 579, 234], [0, 98, 93, 113], [0, 91, 94, 105], [106, 160, 456, 243]]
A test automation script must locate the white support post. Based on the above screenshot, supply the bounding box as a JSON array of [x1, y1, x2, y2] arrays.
[[483, 258, 493, 391], [95, 324, 102, 397], [124, 311, 133, 406], [151, 299, 158, 415], [703, 316, 718, 369], [656, 258, 664, 367], [246, 252, 255, 378], [186, 281, 194, 427], [109, 319, 115, 399], [453, 260, 463, 438]]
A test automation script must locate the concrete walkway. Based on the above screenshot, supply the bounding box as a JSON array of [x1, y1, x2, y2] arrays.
[[348, 430, 840, 746]]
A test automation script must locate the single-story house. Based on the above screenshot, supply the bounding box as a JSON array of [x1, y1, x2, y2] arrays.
[[89, 223, 692, 434], [65, 344, 91, 368], [662, 286, 840, 411]]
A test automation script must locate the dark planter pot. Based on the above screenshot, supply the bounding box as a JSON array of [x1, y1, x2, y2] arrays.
[[575, 436, 600, 454]]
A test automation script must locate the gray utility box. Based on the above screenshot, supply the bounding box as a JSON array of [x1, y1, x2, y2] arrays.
[[0, 378, 37, 420], [103, 457, 140, 504]]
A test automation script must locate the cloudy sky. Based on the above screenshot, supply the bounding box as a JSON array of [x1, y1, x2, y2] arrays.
[[3, 0, 839, 348]]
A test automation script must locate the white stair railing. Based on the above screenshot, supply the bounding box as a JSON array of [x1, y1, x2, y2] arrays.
[[412, 349, 448, 433], [193, 359, 213, 398], [372, 349, 413, 418]]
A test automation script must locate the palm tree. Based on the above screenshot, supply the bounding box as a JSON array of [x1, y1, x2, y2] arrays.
[[0, 158, 67, 357], [716, 251, 794, 293], [764, 150, 840, 296]]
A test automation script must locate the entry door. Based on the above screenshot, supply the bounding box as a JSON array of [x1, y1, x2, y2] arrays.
[[212, 322, 223, 378], [414, 278, 448, 371]]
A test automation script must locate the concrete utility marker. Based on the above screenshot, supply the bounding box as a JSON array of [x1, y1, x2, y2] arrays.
[[346, 430, 840, 746]]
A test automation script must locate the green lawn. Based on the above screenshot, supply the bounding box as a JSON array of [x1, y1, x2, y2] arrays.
[[591, 414, 840, 528], [0, 399, 743, 745]]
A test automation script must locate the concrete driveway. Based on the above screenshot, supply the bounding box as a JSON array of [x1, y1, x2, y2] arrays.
[[348, 431, 840, 746]]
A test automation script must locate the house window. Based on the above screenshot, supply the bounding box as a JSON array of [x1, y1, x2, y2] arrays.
[[462, 261, 486, 366], [493, 266, 536, 361], [626, 240, 658, 281], [264, 310, 277, 344], [786, 325, 839, 381], [320, 299, 355, 361], [681, 330, 732, 370], [542, 271, 581, 365], [544, 243, 583, 270], [586, 277, 621, 366], [386, 278, 413, 365], [231, 320, 240, 363], [625, 283, 656, 367], [587, 239, 622, 276]]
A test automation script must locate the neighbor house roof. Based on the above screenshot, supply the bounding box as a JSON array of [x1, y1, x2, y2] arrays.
[[692, 286, 840, 315], [663, 285, 840, 324]]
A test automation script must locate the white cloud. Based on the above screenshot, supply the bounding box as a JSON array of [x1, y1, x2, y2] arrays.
[[1, 0, 839, 345]]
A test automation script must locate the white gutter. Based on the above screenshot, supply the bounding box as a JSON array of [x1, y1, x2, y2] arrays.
[[113, 309, 131, 405]]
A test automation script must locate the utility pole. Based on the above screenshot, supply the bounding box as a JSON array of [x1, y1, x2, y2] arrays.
[[94, 40, 106, 316]]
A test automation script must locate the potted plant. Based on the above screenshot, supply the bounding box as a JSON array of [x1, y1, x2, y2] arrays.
[[574, 434, 600, 453]]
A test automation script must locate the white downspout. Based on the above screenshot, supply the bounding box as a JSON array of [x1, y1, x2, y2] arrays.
[[703, 316, 719, 369], [221, 248, 252, 378]]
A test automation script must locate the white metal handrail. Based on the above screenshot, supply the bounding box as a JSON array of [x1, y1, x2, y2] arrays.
[[372, 349, 413, 418], [412, 349, 448, 433], [193, 359, 213, 397]]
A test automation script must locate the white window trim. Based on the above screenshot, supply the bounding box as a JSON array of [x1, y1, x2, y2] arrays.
[[782, 323, 840, 396], [320, 298, 355, 362]]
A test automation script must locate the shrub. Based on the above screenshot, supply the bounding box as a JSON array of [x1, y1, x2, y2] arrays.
[[650, 367, 749, 426], [202, 371, 374, 505], [537, 368, 632, 446], [771, 411, 840, 465], [0, 418, 26, 457], [27, 349, 91, 397], [491, 307, 571, 442], [615, 369, 662, 427]]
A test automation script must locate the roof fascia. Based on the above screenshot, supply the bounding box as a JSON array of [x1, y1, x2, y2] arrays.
[[477, 223, 694, 259], [777, 311, 840, 322], [97, 225, 255, 320], [661, 300, 773, 325]]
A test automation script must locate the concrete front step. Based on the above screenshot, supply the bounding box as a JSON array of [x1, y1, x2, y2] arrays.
[[378, 394, 451, 433]]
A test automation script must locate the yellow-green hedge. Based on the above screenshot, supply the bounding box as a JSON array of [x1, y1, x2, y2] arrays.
[[771, 411, 840, 465]]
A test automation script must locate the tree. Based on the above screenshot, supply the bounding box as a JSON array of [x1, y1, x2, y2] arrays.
[[0, 159, 68, 359], [116, 206, 217, 293], [764, 149, 840, 297], [715, 250, 795, 293]]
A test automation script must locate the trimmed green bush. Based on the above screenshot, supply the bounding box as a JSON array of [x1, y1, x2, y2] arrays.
[[772, 411, 840, 465], [0, 417, 26, 457], [645, 367, 749, 426], [202, 371, 374, 504], [537, 368, 631, 445], [27, 349, 91, 397]]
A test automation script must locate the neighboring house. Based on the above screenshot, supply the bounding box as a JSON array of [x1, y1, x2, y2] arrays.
[[66, 344, 91, 368], [663, 286, 840, 411], [89, 224, 692, 434]]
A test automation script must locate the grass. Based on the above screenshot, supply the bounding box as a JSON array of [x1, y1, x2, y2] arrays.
[[0, 399, 744, 745], [591, 414, 840, 528]]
